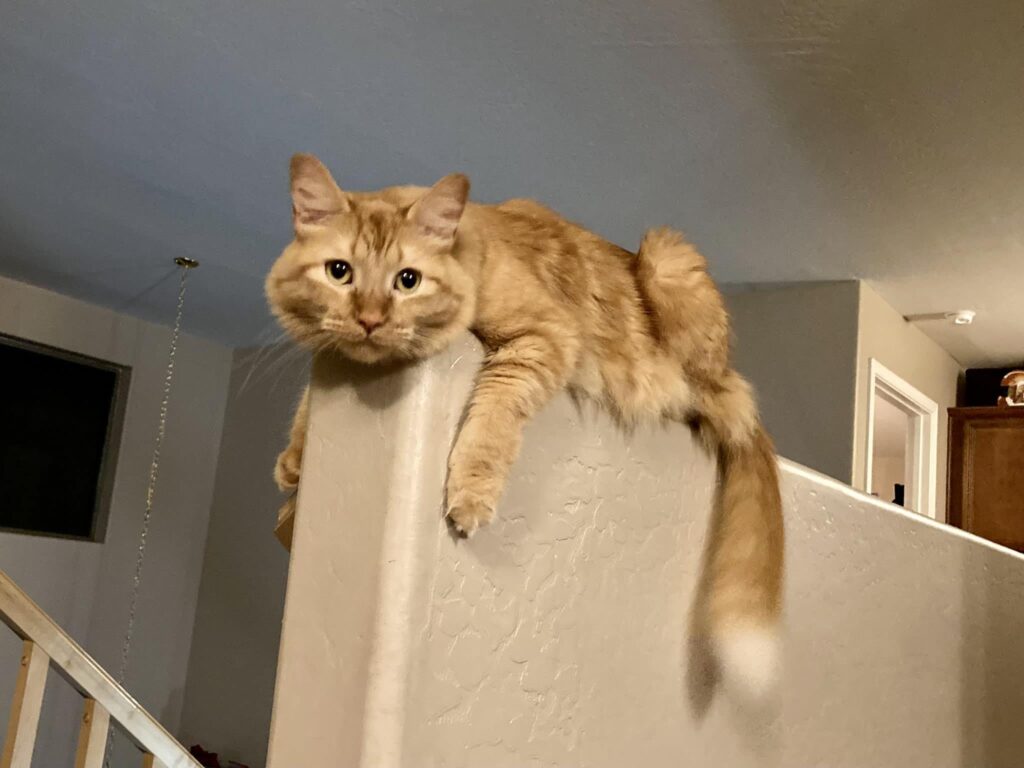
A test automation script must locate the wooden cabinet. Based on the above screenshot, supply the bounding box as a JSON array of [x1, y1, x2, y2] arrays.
[[947, 407, 1024, 551]]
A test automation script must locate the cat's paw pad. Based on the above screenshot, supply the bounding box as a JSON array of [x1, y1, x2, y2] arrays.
[[274, 447, 302, 492], [446, 499, 495, 538]]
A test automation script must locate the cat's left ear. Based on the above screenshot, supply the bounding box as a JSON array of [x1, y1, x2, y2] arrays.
[[408, 174, 470, 245]]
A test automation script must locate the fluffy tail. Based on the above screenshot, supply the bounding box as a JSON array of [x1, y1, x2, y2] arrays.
[[631, 227, 784, 702], [703, 423, 785, 703]]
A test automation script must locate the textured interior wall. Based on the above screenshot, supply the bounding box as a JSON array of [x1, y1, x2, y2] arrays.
[[726, 281, 860, 483], [0, 275, 232, 767], [269, 335, 1024, 768], [178, 347, 301, 766], [853, 282, 963, 520]]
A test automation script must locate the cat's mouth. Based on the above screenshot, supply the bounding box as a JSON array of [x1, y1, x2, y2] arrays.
[[319, 316, 413, 359], [320, 316, 368, 342]]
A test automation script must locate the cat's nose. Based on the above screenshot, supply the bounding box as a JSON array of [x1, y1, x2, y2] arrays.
[[357, 313, 385, 334]]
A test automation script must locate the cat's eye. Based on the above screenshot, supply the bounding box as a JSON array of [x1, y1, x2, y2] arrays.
[[394, 268, 421, 294], [325, 260, 352, 285]]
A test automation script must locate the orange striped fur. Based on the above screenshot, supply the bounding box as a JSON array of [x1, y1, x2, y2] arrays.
[[267, 154, 785, 699]]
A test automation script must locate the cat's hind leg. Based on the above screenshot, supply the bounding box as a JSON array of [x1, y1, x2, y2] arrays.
[[275, 385, 309, 493], [635, 227, 731, 384]]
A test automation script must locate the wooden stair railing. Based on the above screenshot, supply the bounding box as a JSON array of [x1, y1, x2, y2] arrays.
[[0, 568, 200, 768]]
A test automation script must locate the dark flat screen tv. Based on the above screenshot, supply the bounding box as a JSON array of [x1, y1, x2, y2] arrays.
[[0, 334, 130, 540]]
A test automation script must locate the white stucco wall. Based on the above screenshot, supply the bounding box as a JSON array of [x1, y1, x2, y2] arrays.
[[0, 275, 232, 767], [268, 335, 1024, 768]]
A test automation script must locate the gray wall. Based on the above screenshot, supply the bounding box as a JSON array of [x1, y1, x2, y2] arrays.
[[178, 347, 303, 766], [0, 275, 231, 766], [726, 281, 861, 483]]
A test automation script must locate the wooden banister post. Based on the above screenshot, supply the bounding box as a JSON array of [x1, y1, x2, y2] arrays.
[[143, 754, 166, 768], [74, 699, 110, 768], [0, 569, 201, 766], [0, 640, 49, 768]]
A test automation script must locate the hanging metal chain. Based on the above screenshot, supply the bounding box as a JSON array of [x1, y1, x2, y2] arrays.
[[106, 257, 198, 767]]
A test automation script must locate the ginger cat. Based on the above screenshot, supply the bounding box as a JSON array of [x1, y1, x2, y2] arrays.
[[267, 154, 784, 699]]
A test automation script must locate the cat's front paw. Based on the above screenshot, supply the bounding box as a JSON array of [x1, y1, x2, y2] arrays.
[[274, 445, 303, 492], [446, 491, 495, 538]]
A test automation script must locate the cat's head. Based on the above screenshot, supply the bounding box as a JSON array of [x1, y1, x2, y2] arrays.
[[266, 154, 476, 364]]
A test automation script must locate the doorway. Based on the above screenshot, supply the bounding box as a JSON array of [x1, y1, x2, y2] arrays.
[[865, 359, 939, 518]]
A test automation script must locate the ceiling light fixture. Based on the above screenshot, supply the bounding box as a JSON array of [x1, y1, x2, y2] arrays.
[[946, 310, 976, 326], [903, 310, 976, 326]]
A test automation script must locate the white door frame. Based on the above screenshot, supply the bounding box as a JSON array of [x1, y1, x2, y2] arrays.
[[865, 358, 939, 519]]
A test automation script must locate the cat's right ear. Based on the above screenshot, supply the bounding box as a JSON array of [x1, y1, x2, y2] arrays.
[[289, 154, 350, 233], [407, 173, 470, 245]]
